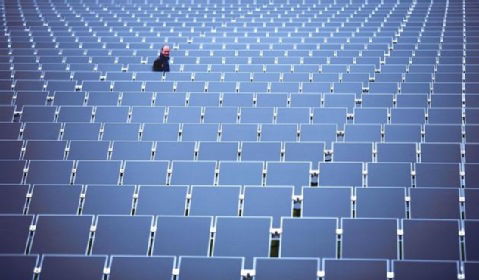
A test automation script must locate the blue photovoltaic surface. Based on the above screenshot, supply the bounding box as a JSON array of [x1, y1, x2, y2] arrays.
[[0, 0, 477, 278]]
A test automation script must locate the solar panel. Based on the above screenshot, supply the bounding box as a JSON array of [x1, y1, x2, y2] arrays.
[[92, 215, 152, 255], [376, 143, 417, 162], [243, 186, 293, 227], [284, 142, 324, 165], [102, 123, 140, 141], [415, 163, 460, 188], [45, 71, 71, 81], [403, 219, 460, 260], [242, 142, 281, 161], [176, 81, 205, 93], [142, 124, 179, 141], [67, 141, 109, 160], [465, 163, 479, 189], [154, 92, 185, 106], [0, 185, 28, 214], [15, 81, 45, 92], [153, 216, 212, 257], [465, 262, 479, 280], [27, 160, 73, 184], [123, 161, 169, 185], [47, 81, 77, 93], [221, 124, 258, 141], [109, 256, 175, 280], [208, 82, 237, 93], [218, 161, 263, 185], [299, 124, 337, 148], [431, 95, 462, 108], [276, 107, 310, 124], [241, 107, 275, 124], [94, 106, 129, 123], [170, 161, 216, 185], [333, 82, 362, 97], [82, 185, 134, 215], [319, 162, 362, 186], [63, 123, 101, 141], [106, 72, 134, 81], [312, 108, 347, 127], [466, 125, 479, 142], [24, 140, 67, 160], [425, 124, 463, 143], [410, 188, 460, 219], [322, 259, 387, 280], [428, 108, 463, 124], [58, 106, 93, 122], [31, 215, 93, 254], [392, 261, 459, 280], [23, 122, 61, 140], [341, 218, 398, 259], [266, 162, 311, 194], [198, 142, 238, 161], [111, 141, 153, 160], [112, 81, 143, 92], [253, 258, 319, 280], [465, 220, 479, 261], [122, 92, 154, 106], [136, 186, 187, 215], [280, 217, 337, 258], [203, 107, 237, 123], [260, 124, 297, 141], [302, 187, 352, 218], [354, 108, 388, 123], [82, 81, 111, 92], [333, 142, 372, 162], [87, 92, 120, 106], [391, 108, 425, 124], [356, 187, 406, 218], [0, 92, 14, 106], [465, 189, 479, 219], [324, 94, 355, 113], [367, 163, 412, 187], [75, 69, 108, 86], [14, 95, 46, 116], [189, 186, 240, 217], [178, 256, 243, 280], [396, 94, 428, 108], [0, 255, 38, 280], [39, 255, 107, 280], [74, 160, 121, 185], [290, 94, 321, 107], [28, 185, 82, 214], [344, 124, 382, 142], [0, 215, 33, 253], [222, 93, 254, 107], [154, 142, 194, 161], [384, 124, 422, 142], [213, 217, 271, 268], [167, 106, 201, 123], [182, 124, 219, 141]]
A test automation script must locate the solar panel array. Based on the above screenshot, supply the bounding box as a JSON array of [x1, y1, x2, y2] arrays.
[[0, 0, 478, 279]]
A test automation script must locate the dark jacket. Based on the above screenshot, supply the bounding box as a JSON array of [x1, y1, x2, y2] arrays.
[[153, 54, 170, 72]]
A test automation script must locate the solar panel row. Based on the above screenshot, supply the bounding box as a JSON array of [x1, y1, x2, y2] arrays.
[[1, 160, 477, 188], [2, 254, 476, 280], [2, 185, 478, 218], [1, 140, 475, 163], [2, 215, 478, 262]]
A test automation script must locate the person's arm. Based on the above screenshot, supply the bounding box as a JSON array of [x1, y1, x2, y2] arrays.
[[153, 56, 165, 71], [164, 59, 170, 72]]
